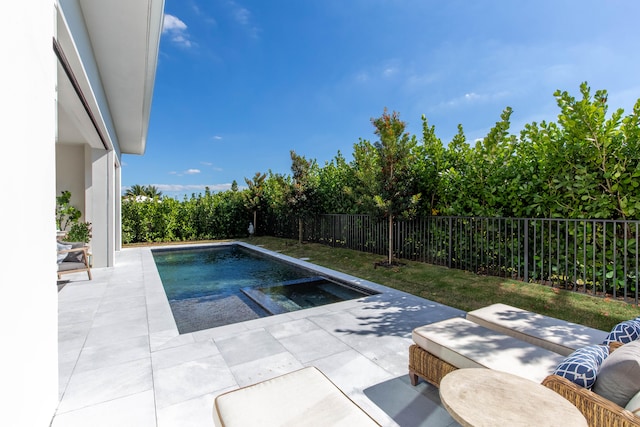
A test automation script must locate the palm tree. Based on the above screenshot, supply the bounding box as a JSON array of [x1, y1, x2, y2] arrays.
[[143, 185, 162, 199], [124, 184, 147, 198], [124, 184, 162, 200]]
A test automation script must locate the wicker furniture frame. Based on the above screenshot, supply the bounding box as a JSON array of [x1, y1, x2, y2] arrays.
[[409, 341, 639, 427]]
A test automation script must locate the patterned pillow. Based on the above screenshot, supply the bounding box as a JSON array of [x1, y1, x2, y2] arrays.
[[603, 320, 640, 345], [553, 344, 609, 389]]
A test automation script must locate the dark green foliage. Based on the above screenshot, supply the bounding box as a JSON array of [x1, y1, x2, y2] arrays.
[[121, 189, 247, 244], [353, 109, 421, 264], [122, 82, 640, 247], [66, 221, 92, 243], [124, 184, 163, 199], [288, 151, 321, 243], [56, 190, 92, 243], [56, 190, 81, 231], [244, 172, 267, 234]]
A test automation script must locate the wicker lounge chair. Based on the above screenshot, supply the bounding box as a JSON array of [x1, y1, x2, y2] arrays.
[[542, 372, 640, 427], [409, 340, 639, 427], [57, 242, 92, 280]]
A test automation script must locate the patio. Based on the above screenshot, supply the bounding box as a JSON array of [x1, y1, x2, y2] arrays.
[[53, 244, 466, 426]]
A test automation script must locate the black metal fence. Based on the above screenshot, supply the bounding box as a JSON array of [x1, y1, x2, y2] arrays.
[[273, 214, 639, 304]]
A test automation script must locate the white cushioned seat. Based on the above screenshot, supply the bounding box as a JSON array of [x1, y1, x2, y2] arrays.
[[412, 317, 565, 383], [466, 303, 608, 356], [213, 366, 380, 426]]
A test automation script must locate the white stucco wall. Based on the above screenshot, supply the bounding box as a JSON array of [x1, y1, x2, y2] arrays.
[[56, 144, 87, 224], [1, 1, 58, 426]]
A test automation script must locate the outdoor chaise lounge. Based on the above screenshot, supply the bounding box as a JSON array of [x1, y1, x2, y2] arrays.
[[213, 366, 380, 426], [57, 241, 92, 280], [408, 304, 640, 427]]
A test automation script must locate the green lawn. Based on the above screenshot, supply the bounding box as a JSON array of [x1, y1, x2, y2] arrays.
[[240, 236, 640, 332]]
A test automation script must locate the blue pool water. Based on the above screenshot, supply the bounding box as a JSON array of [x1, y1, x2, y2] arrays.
[[152, 244, 376, 333]]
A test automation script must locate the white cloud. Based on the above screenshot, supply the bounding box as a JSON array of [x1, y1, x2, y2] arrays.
[[212, 135, 223, 140], [163, 14, 187, 32], [234, 7, 251, 26], [168, 169, 201, 176], [438, 90, 510, 109], [383, 67, 398, 77], [162, 14, 192, 48], [227, 1, 260, 39], [353, 60, 402, 85], [355, 72, 369, 83], [199, 161, 223, 172]]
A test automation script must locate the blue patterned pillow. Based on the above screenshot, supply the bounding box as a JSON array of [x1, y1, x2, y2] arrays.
[[603, 319, 640, 345], [553, 344, 609, 389]]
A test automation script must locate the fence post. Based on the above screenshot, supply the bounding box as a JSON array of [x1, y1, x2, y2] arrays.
[[524, 218, 529, 283], [448, 217, 453, 269]]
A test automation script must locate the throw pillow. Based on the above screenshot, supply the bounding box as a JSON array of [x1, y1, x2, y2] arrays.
[[56, 242, 72, 264], [626, 389, 640, 416], [552, 344, 609, 389], [62, 242, 85, 263], [592, 340, 640, 407], [602, 319, 640, 345]]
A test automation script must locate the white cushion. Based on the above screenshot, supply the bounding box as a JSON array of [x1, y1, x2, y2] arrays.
[[412, 317, 565, 383], [56, 242, 72, 264], [592, 340, 640, 407], [213, 367, 379, 426], [625, 389, 640, 416], [467, 303, 608, 356]]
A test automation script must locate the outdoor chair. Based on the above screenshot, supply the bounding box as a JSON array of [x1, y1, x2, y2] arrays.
[[57, 241, 92, 280]]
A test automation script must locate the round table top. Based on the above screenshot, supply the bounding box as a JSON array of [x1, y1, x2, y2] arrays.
[[439, 368, 588, 427]]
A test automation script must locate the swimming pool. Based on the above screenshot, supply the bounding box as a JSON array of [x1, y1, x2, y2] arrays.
[[152, 244, 377, 333]]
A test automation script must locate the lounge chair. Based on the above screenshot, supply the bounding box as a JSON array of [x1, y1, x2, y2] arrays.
[[213, 367, 380, 426], [57, 241, 92, 280]]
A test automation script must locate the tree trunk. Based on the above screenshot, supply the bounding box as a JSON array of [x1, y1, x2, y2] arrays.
[[298, 218, 303, 244], [253, 210, 257, 235], [388, 215, 393, 265]]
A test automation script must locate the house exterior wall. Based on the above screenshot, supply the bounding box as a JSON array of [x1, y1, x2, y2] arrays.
[[1, 1, 58, 426], [56, 144, 87, 223]]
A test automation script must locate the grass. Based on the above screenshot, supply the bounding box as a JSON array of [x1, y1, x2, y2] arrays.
[[237, 236, 640, 331]]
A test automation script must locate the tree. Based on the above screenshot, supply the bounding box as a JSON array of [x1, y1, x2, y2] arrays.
[[124, 184, 162, 199], [288, 150, 319, 244], [354, 109, 421, 265], [413, 115, 445, 215], [124, 184, 147, 198], [244, 172, 267, 234], [316, 151, 358, 214], [144, 185, 163, 199], [552, 82, 639, 219]]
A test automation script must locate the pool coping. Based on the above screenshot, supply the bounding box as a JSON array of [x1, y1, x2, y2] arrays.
[[146, 241, 393, 338]]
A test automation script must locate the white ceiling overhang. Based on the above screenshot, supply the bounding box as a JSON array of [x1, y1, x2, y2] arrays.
[[56, 0, 164, 155]]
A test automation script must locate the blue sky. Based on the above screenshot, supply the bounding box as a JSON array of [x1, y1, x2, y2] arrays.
[[122, 0, 640, 199]]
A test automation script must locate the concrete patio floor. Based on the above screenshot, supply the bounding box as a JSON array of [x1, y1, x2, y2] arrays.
[[53, 243, 465, 426]]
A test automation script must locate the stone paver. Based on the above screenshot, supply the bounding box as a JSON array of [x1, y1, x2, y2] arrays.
[[54, 244, 464, 427]]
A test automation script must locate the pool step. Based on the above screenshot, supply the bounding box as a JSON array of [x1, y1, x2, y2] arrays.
[[241, 287, 303, 315]]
